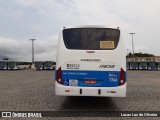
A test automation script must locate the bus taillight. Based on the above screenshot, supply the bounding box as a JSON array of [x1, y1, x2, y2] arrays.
[[57, 67, 62, 84], [119, 68, 125, 86]]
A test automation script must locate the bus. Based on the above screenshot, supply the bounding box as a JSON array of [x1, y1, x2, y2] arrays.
[[53, 62, 56, 70], [126, 62, 130, 70], [44, 61, 54, 70], [55, 26, 126, 97], [17, 62, 30, 69], [0, 61, 7, 70], [138, 61, 148, 70], [8, 61, 18, 70], [157, 62, 160, 70], [148, 61, 157, 70], [34, 61, 44, 70], [129, 61, 138, 70]]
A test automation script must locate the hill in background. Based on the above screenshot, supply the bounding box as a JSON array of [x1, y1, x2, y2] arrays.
[[0, 54, 14, 61]]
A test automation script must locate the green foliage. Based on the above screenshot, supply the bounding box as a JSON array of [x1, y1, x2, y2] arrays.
[[3, 57, 8, 60]]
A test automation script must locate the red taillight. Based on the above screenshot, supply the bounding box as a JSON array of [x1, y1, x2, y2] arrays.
[[119, 68, 125, 86], [65, 90, 70, 92], [111, 91, 116, 93], [57, 67, 62, 84]]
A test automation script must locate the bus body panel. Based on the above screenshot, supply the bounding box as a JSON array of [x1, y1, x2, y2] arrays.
[[57, 60, 125, 87], [55, 82, 126, 97], [17, 62, 30, 70], [55, 26, 126, 97]]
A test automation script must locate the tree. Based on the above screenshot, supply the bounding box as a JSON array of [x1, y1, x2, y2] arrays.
[[126, 52, 133, 58], [3, 57, 8, 61], [126, 52, 155, 58]]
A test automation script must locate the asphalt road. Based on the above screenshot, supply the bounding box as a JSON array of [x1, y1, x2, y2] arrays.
[[0, 70, 160, 120]]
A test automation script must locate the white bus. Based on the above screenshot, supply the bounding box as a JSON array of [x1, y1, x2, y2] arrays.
[[148, 61, 157, 70], [129, 61, 138, 70], [55, 26, 126, 97], [157, 62, 160, 70], [0, 61, 7, 70], [138, 61, 148, 70], [44, 61, 54, 70], [8, 61, 18, 70], [17, 62, 30, 69], [126, 62, 130, 70], [34, 61, 44, 70]]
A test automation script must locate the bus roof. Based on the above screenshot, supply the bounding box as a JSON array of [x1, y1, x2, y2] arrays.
[[62, 25, 120, 29]]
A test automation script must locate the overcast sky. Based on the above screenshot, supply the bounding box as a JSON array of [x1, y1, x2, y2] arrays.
[[0, 0, 160, 61]]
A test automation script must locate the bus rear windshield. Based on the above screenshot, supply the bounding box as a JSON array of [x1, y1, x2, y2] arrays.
[[63, 28, 120, 50]]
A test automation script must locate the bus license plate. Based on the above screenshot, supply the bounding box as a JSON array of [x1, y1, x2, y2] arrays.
[[85, 80, 96, 84], [69, 80, 78, 86]]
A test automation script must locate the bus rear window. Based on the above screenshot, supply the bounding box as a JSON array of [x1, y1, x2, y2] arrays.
[[63, 28, 120, 50]]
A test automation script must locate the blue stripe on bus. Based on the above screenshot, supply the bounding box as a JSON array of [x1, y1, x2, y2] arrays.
[[56, 70, 126, 87]]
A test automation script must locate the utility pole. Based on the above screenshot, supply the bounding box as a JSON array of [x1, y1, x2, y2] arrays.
[[130, 33, 135, 57], [30, 39, 36, 63]]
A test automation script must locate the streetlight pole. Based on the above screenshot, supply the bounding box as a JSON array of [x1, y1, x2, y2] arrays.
[[30, 39, 36, 63], [130, 33, 135, 57]]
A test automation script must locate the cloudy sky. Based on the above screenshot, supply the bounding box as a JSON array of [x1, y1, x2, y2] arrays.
[[0, 0, 160, 62]]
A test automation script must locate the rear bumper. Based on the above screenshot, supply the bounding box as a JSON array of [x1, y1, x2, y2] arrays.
[[55, 82, 127, 97]]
